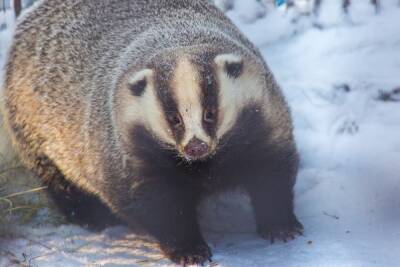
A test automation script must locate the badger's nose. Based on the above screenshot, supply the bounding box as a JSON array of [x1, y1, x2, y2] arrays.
[[184, 137, 209, 159]]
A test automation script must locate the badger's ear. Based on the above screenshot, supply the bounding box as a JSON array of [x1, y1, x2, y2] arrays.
[[127, 69, 153, 96], [214, 54, 243, 79]]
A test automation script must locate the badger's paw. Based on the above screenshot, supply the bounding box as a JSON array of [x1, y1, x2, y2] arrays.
[[164, 242, 212, 266], [258, 216, 303, 244]]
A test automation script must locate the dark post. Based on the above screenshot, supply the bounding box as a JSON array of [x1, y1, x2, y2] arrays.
[[342, 0, 350, 14], [14, 0, 22, 17], [313, 0, 322, 15], [371, 0, 380, 13]]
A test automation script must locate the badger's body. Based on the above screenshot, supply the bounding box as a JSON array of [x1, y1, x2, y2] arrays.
[[3, 0, 302, 264]]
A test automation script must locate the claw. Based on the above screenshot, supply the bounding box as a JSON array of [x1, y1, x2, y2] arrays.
[[166, 243, 212, 266], [296, 229, 304, 236], [259, 223, 304, 244]]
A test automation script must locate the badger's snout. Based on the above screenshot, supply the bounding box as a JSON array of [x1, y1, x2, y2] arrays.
[[183, 137, 209, 160]]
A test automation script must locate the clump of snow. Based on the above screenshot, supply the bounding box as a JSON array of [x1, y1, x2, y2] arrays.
[[1, 1, 400, 266]]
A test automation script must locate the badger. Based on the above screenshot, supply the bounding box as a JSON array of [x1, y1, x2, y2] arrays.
[[3, 0, 302, 264]]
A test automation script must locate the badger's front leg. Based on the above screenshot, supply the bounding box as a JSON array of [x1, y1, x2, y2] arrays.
[[107, 178, 211, 265], [244, 153, 303, 243]]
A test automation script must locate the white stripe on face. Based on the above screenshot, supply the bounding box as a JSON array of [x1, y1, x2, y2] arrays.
[[172, 57, 211, 147]]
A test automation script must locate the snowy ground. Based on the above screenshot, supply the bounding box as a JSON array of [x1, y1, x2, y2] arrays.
[[1, 1, 400, 266]]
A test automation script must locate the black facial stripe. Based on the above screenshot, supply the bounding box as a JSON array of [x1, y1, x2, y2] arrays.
[[197, 55, 219, 138], [153, 64, 185, 143]]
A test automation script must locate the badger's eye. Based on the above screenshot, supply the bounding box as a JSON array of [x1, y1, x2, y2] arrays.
[[203, 109, 216, 123], [169, 114, 183, 128]]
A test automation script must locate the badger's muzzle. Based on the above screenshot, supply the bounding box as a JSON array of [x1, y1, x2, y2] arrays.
[[183, 137, 209, 160]]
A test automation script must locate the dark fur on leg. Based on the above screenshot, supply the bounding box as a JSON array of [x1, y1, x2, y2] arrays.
[[246, 176, 303, 243], [243, 148, 303, 243], [105, 178, 211, 266], [211, 106, 303, 243]]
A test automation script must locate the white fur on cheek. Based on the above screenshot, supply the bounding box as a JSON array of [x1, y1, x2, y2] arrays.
[[173, 58, 211, 146], [119, 69, 175, 145], [216, 59, 264, 139]]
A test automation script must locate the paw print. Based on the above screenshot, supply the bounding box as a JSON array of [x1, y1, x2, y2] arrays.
[[336, 119, 359, 135]]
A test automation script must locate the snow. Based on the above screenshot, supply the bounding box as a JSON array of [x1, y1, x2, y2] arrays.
[[0, 10, 14, 89], [1, 1, 400, 266]]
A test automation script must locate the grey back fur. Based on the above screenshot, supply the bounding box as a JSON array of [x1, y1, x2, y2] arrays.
[[3, 0, 291, 203]]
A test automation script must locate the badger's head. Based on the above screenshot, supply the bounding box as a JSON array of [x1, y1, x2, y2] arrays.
[[117, 50, 266, 162]]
